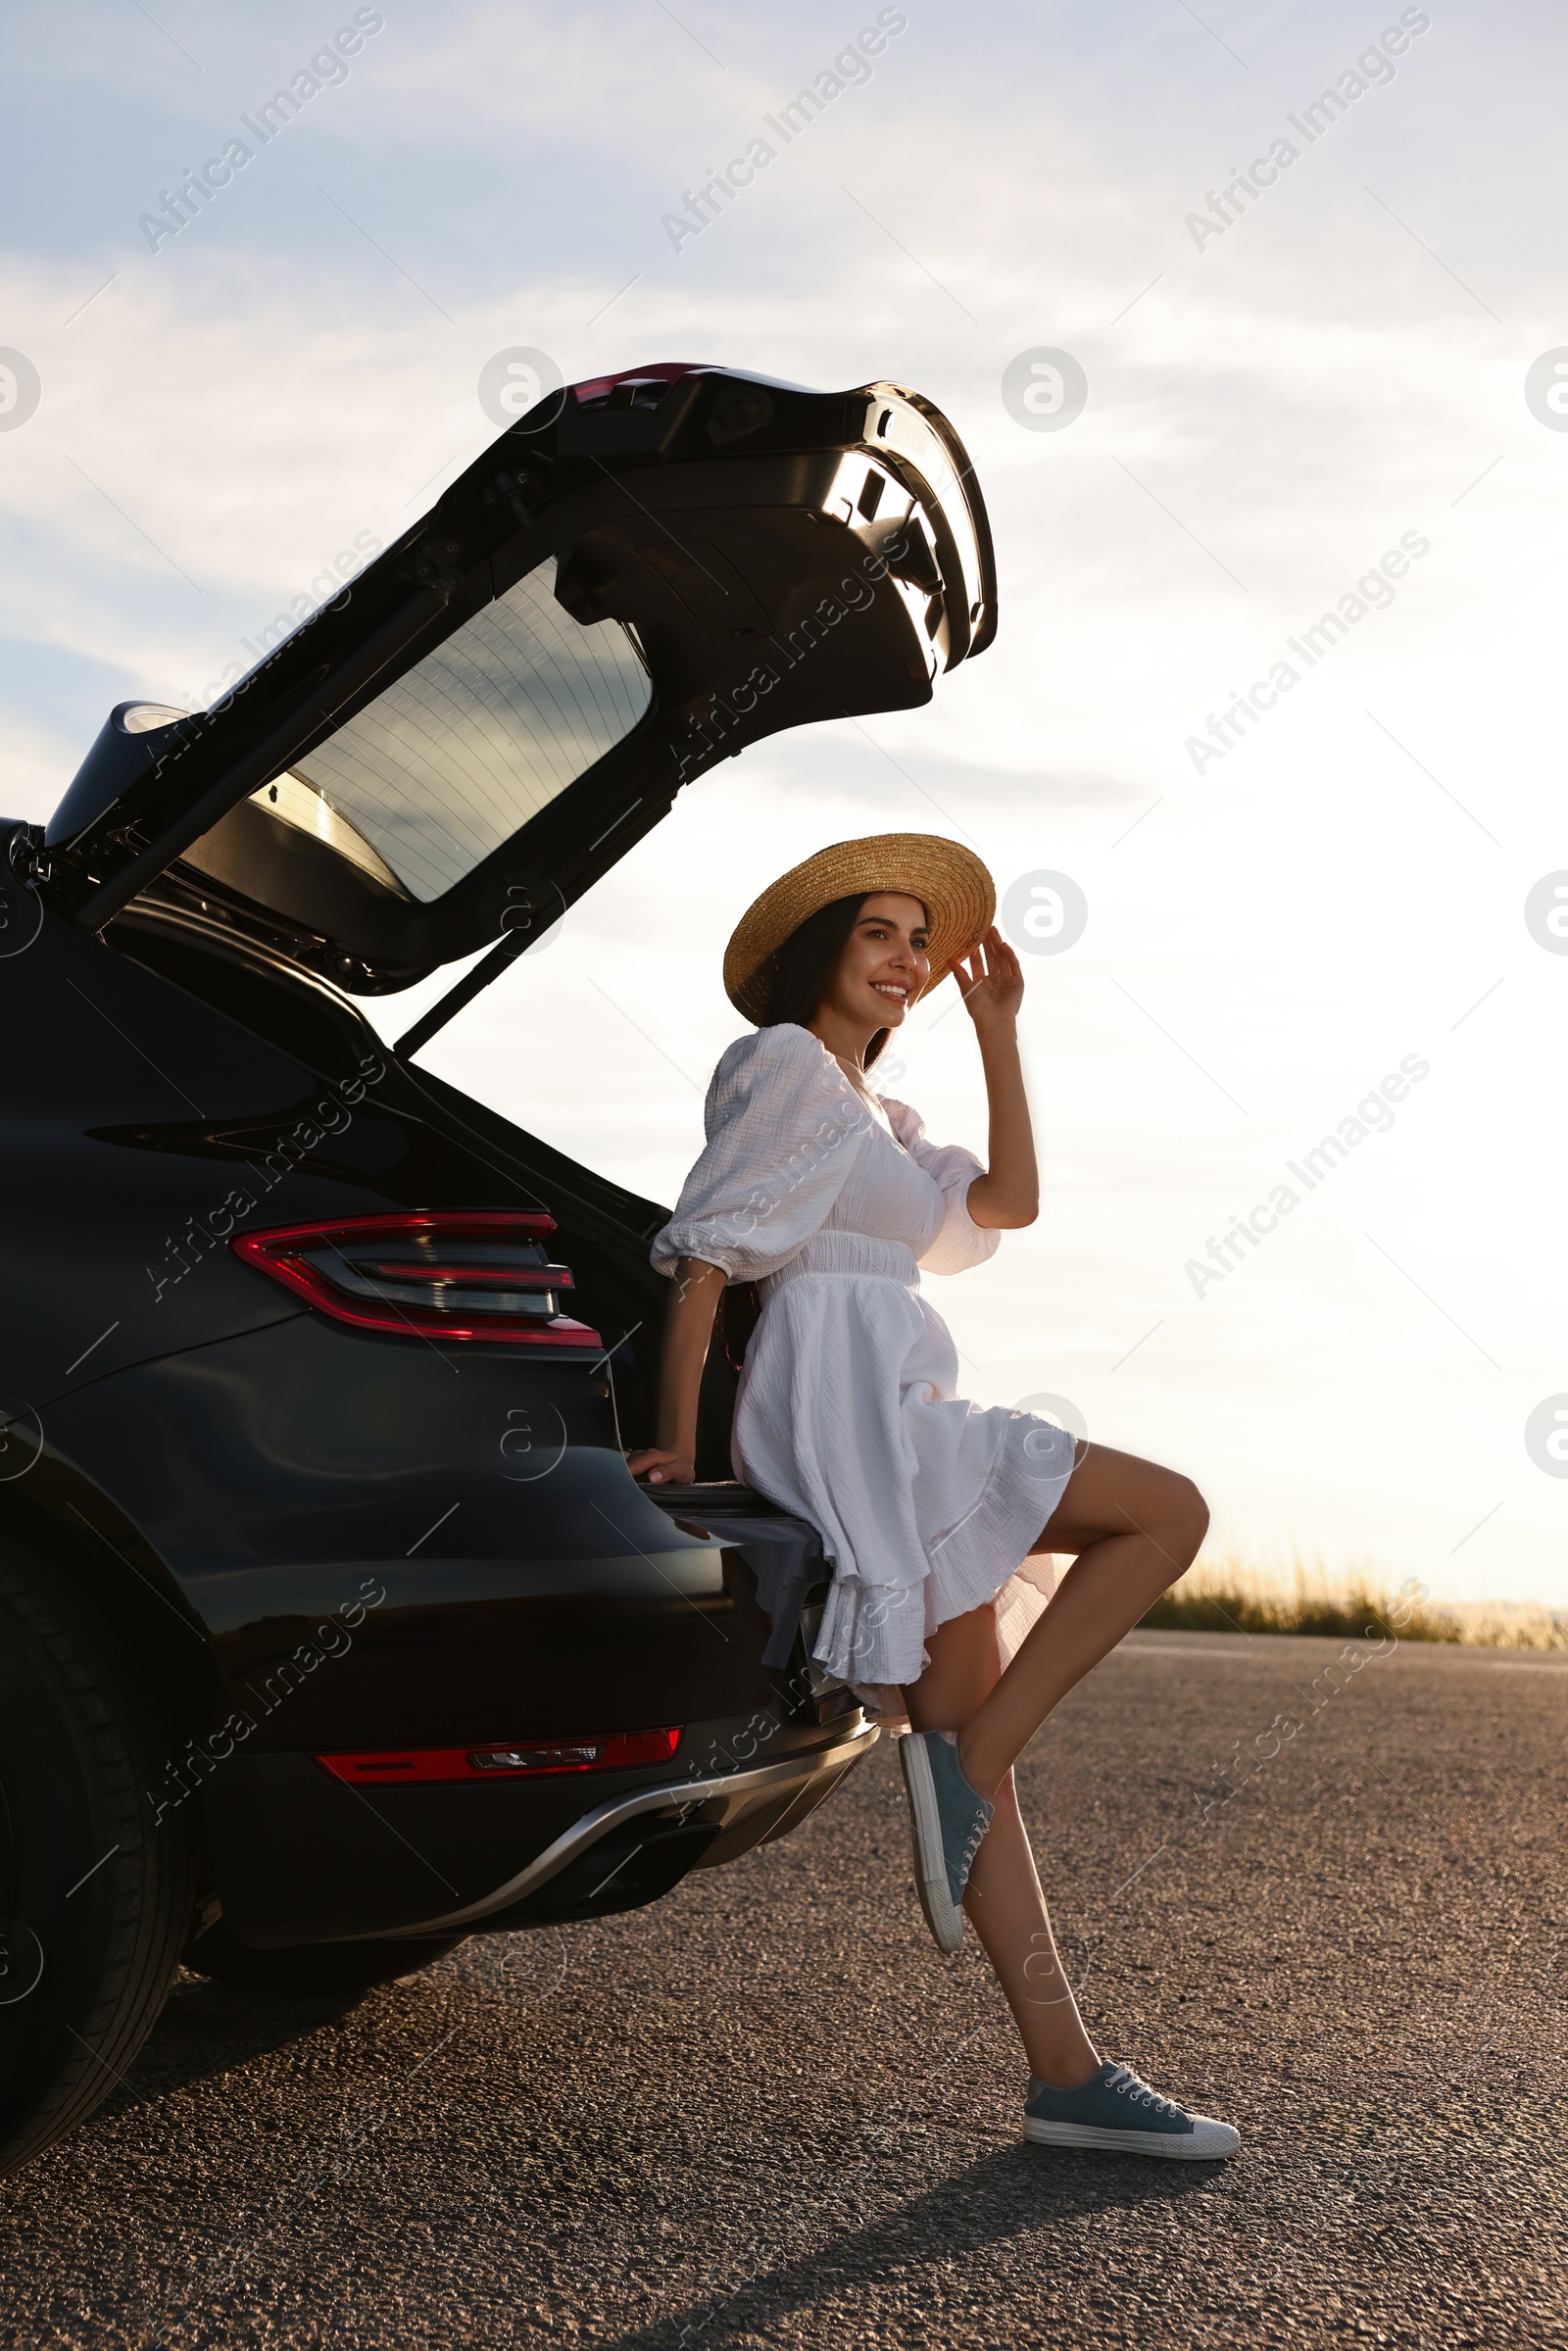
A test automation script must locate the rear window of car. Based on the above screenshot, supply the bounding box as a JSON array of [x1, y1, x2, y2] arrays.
[[284, 558, 653, 902]]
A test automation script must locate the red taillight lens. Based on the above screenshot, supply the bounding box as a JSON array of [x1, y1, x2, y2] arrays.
[[570, 361, 702, 409], [317, 1729, 681, 1785], [232, 1212, 602, 1348]]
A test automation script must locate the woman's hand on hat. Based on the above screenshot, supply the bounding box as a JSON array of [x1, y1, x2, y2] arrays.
[[953, 926, 1023, 1033], [626, 1445, 696, 1488]]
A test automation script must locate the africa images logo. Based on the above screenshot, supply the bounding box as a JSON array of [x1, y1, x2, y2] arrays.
[[0, 351, 40, 432], [1182, 10, 1433, 255], [136, 11, 386, 252], [1185, 1053, 1430, 1298], [1184, 532, 1430, 775], [661, 10, 907, 252]]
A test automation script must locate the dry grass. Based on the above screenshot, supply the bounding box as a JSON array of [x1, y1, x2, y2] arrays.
[[1139, 1549, 1568, 1648]]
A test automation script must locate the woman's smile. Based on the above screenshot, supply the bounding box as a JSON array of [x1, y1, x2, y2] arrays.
[[810, 892, 930, 1055]]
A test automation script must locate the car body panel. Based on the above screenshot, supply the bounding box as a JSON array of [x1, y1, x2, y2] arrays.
[[0, 883, 341, 1402], [37, 1319, 779, 1748]]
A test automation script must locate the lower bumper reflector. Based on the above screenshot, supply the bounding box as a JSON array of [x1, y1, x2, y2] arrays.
[[316, 1729, 681, 1785]]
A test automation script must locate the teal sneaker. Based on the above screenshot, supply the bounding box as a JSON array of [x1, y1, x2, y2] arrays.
[[1024, 2062, 1241, 2160], [900, 1729, 994, 1953]]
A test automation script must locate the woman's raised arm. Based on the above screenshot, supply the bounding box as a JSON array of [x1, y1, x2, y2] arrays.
[[955, 928, 1039, 1231]]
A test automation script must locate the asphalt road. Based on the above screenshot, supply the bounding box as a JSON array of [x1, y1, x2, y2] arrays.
[[4, 1631, 1564, 2350]]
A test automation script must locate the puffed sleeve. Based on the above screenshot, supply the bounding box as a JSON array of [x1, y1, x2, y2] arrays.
[[651, 1027, 870, 1282], [881, 1098, 1001, 1276]]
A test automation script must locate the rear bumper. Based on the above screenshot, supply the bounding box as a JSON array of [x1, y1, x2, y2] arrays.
[[205, 1711, 876, 1946], [369, 1714, 879, 1938]]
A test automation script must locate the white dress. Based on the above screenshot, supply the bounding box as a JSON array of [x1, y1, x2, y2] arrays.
[[651, 1023, 1078, 1691]]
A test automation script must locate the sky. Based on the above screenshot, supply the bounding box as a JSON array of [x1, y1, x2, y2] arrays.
[[3, 0, 1565, 1606]]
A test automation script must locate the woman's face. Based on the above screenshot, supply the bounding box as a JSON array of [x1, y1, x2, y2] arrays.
[[818, 893, 931, 1033]]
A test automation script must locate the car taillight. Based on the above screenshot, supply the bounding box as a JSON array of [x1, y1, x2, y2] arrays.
[[232, 1211, 602, 1348], [570, 361, 701, 409], [316, 1729, 681, 1785]]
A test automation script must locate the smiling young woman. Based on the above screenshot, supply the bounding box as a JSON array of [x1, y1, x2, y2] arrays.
[[628, 833, 1240, 2163]]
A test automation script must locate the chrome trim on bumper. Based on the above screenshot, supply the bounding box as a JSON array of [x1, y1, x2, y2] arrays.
[[368, 1716, 880, 1939]]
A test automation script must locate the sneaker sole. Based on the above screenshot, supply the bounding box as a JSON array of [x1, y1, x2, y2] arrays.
[[899, 1734, 964, 1954], [1024, 2116, 1241, 2161]]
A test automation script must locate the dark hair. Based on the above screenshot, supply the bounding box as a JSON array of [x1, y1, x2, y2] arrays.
[[757, 892, 926, 1071]]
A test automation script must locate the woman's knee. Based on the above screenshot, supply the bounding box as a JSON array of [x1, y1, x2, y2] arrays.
[[1160, 1471, 1208, 1577], [1042, 1443, 1207, 1569]]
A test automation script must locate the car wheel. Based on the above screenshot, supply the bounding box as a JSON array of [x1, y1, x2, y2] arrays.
[[0, 1542, 195, 2177], [181, 1919, 467, 1994]]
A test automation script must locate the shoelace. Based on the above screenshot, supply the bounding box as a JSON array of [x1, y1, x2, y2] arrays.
[[960, 1782, 998, 1869], [1106, 2065, 1185, 2122], [956, 1817, 987, 1872]]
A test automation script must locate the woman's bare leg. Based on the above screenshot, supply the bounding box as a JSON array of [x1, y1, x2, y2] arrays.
[[956, 1443, 1207, 1800], [902, 1444, 1206, 2085], [906, 1602, 1101, 2089]]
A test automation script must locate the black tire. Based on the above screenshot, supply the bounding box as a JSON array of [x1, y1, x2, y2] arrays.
[[182, 1918, 466, 1994], [0, 1543, 194, 2176]]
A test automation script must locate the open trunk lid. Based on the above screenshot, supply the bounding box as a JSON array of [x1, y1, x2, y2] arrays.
[[32, 365, 997, 999]]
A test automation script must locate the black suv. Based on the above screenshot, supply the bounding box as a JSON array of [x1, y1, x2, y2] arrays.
[[0, 361, 997, 2173]]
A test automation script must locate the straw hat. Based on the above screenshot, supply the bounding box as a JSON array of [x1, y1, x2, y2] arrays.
[[723, 833, 996, 1023]]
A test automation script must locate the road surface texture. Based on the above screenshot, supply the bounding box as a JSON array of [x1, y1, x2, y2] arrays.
[[3, 1631, 1563, 2349]]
